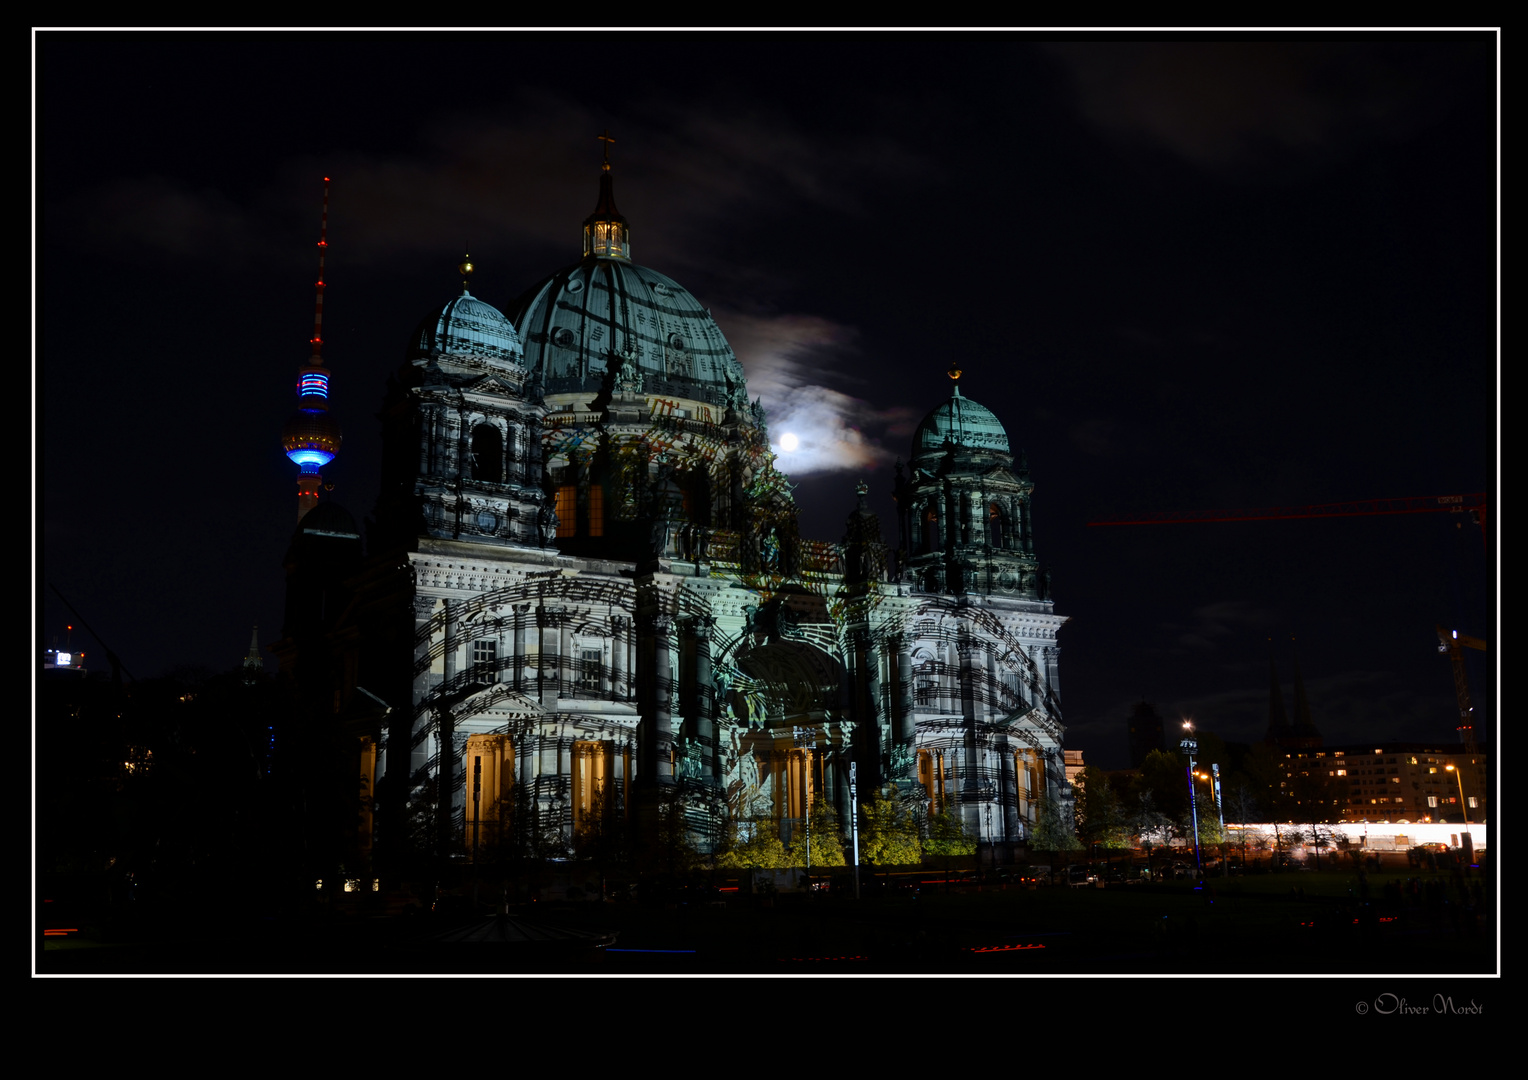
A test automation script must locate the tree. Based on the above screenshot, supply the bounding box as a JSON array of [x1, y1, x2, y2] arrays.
[[923, 795, 977, 887], [793, 797, 847, 868], [643, 784, 700, 876], [1220, 773, 1261, 865], [1243, 742, 1290, 819], [1075, 766, 1131, 849], [1128, 789, 1172, 849], [1029, 794, 1081, 870], [1134, 749, 1191, 824], [574, 783, 629, 884], [860, 788, 922, 872], [715, 819, 790, 871]]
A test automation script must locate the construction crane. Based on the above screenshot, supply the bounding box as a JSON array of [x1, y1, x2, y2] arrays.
[[1435, 626, 1486, 754]]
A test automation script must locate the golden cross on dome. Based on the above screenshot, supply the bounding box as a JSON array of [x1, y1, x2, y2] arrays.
[[598, 129, 615, 170]]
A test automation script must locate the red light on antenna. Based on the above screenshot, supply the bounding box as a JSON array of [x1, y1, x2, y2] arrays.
[[323, 176, 330, 182], [317, 240, 327, 247]]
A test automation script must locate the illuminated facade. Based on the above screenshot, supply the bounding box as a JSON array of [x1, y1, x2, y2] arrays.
[[277, 156, 1068, 870], [1278, 743, 1489, 824]]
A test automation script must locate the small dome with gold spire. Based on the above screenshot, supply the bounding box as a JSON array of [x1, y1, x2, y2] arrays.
[[406, 252, 525, 368], [912, 368, 1011, 460]]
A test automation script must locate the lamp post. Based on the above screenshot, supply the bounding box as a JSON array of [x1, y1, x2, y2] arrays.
[[850, 760, 860, 900], [1444, 764, 1470, 825], [1445, 763, 1474, 863], [1181, 721, 1202, 876]]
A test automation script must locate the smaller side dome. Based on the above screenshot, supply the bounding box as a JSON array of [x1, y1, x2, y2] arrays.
[[407, 290, 525, 367], [913, 386, 1011, 458]]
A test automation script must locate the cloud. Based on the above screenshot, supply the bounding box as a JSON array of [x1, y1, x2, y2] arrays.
[[1155, 600, 1280, 654], [1043, 41, 1465, 175], [65, 175, 272, 263], [64, 84, 936, 284], [1069, 416, 1118, 457], [716, 308, 915, 476]]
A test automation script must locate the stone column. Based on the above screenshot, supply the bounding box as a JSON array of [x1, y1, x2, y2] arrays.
[[559, 609, 574, 699], [891, 634, 915, 748], [512, 604, 526, 690], [436, 599, 459, 854], [638, 613, 675, 785], [848, 628, 882, 786], [610, 616, 626, 702], [959, 638, 979, 815], [692, 616, 717, 781]]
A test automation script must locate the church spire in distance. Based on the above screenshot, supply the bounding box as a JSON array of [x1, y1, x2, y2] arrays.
[[281, 177, 344, 521], [583, 130, 630, 260]]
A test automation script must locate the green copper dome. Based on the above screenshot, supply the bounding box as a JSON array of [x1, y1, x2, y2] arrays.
[[509, 258, 747, 408], [913, 386, 1011, 459], [407, 290, 525, 367]]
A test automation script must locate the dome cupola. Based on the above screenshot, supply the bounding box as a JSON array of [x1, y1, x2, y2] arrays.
[[912, 369, 1011, 462], [406, 261, 525, 369]]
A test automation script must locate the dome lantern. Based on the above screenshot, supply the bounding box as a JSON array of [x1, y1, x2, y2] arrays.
[[582, 130, 630, 260]]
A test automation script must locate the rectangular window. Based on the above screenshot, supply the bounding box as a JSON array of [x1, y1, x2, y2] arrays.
[[579, 649, 601, 693], [556, 486, 576, 537], [473, 639, 497, 682], [587, 484, 604, 537], [1428, 796, 1438, 808]]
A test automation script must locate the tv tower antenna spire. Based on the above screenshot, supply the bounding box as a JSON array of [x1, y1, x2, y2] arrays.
[[281, 177, 344, 521]]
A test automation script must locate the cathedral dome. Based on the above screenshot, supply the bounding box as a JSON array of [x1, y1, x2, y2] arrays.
[[407, 289, 524, 367], [509, 258, 746, 409], [913, 385, 1010, 458]]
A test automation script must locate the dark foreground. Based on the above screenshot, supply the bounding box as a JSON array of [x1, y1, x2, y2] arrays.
[[38, 871, 1496, 976]]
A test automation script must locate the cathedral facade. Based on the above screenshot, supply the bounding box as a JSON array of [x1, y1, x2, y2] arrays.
[[273, 159, 1069, 871]]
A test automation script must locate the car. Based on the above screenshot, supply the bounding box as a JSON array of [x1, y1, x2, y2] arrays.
[[1016, 866, 1053, 887], [1067, 864, 1098, 888]]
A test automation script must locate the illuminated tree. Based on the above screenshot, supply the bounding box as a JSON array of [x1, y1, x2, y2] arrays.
[[922, 794, 976, 889], [715, 824, 789, 871], [793, 797, 847, 868], [860, 789, 922, 872]]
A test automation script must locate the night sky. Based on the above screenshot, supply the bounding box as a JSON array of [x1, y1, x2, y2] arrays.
[[38, 33, 1497, 770]]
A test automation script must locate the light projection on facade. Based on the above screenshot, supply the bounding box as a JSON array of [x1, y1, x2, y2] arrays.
[[274, 147, 1069, 871]]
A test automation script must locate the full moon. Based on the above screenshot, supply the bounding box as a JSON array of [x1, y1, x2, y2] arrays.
[[779, 432, 799, 452]]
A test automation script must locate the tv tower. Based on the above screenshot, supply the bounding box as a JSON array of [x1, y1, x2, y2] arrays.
[[281, 177, 343, 521]]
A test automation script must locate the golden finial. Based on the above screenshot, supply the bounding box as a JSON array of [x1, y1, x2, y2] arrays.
[[458, 245, 474, 292], [598, 129, 615, 171]]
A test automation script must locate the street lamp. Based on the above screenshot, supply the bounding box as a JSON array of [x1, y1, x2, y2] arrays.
[[1444, 764, 1470, 824], [1180, 721, 1202, 876], [1445, 764, 1474, 863]]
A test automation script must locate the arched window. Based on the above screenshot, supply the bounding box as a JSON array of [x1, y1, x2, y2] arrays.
[[470, 424, 503, 483]]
